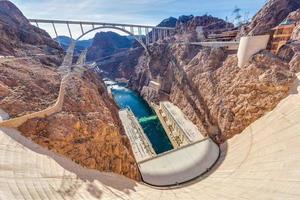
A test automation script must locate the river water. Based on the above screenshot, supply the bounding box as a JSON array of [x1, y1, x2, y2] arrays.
[[105, 80, 173, 154]]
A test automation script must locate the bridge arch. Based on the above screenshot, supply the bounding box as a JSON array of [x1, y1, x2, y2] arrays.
[[75, 26, 149, 54]]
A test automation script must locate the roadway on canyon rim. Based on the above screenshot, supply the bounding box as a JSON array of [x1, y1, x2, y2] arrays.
[[0, 49, 300, 198], [0, 43, 87, 128]]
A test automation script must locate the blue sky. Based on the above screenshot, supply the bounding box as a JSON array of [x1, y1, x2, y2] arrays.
[[11, 0, 267, 39]]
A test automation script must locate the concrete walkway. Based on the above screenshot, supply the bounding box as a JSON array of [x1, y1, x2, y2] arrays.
[[0, 64, 300, 197]]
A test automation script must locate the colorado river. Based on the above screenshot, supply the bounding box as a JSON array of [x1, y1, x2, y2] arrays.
[[105, 80, 173, 154]]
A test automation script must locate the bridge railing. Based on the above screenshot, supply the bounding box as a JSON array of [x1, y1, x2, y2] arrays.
[[28, 19, 176, 46]]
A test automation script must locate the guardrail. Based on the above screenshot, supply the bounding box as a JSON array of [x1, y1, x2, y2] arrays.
[[0, 43, 79, 128], [0, 74, 70, 128]]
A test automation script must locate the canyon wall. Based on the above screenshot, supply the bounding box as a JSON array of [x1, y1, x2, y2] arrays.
[[244, 0, 300, 35], [131, 44, 295, 143], [96, 47, 144, 79], [0, 1, 140, 181], [87, 31, 135, 61], [129, 1, 300, 143], [19, 72, 140, 180]]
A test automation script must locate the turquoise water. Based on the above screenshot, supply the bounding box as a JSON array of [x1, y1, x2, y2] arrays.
[[108, 82, 173, 154]]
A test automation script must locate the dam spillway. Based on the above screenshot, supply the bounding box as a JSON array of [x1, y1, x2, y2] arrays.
[[105, 79, 220, 186]]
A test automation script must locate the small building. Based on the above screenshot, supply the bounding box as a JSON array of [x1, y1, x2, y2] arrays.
[[269, 19, 296, 54], [196, 26, 206, 41], [148, 80, 161, 91]]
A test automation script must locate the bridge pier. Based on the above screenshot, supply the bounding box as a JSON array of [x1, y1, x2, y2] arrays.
[[130, 26, 134, 35], [66, 22, 72, 39], [80, 22, 84, 35], [145, 28, 150, 45], [52, 23, 58, 37], [138, 27, 142, 41], [152, 28, 156, 43]]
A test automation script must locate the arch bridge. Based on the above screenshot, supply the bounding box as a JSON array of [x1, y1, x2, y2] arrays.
[[28, 19, 175, 50]]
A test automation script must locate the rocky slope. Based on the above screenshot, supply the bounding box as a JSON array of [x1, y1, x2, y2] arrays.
[[0, 57, 61, 117], [129, 2, 300, 143], [55, 36, 93, 55], [287, 9, 300, 40], [243, 0, 300, 35], [0, 1, 62, 56], [157, 17, 177, 27], [96, 47, 144, 79], [131, 43, 295, 143], [0, 0, 63, 116], [19, 71, 140, 180], [0, 1, 140, 181], [87, 31, 134, 61]]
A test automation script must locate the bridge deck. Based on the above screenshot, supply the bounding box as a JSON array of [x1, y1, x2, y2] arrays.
[[28, 19, 175, 30]]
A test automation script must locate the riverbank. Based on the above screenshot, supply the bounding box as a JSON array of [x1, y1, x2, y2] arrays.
[[104, 79, 173, 154]]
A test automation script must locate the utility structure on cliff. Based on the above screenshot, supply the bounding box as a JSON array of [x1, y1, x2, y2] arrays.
[[28, 19, 175, 51]]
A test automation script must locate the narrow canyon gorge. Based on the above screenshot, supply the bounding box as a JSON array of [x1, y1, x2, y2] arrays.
[[1, 0, 300, 183]]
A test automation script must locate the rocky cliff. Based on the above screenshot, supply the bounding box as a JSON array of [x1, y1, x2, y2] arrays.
[[87, 31, 134, 61], [157, 17, 177, 27], [244, 0, 300, 35], [55, 36, 93, 56], [129, 5, 300, 143], [0, 1, 62, 56], [0, 0, 63, 116], [0, 1, 140, 181], [287, 9, 300, 40], [96, 47, 144, 79], [19, 71, 140, 180]]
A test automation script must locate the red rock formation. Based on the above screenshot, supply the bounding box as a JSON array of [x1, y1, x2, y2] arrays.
[[87, 31, 134, 61], [132, 41, 296, 143], [286, 9, 300, 40], [0, 1, 141, 181], [244, 0, 300, 35], [0, 1, 62, 56], [129, 9, 299, 143], [0, 58, 61, 117], [19, 72, 140, 180], [96, 47, 144, 79]]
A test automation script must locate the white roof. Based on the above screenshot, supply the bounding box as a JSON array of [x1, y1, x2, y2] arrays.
[[149, 81, 160, 86]]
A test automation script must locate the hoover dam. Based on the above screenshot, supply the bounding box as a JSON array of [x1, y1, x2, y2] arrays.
[[0, 71, 299, 198], [1, 0, 300, 199]]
